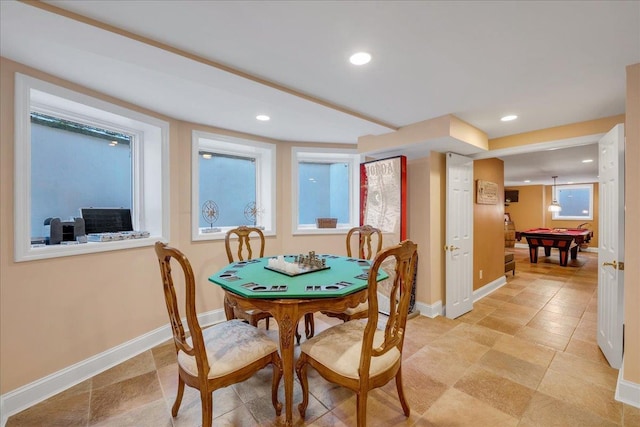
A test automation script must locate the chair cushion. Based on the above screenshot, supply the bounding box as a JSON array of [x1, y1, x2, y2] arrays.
[[300, 320, 400, 380], [343, 301, 368, 315], [178, 319, 278, 379]]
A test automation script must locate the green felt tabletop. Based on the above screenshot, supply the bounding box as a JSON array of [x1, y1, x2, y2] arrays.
[[208, 255, 389, 299]]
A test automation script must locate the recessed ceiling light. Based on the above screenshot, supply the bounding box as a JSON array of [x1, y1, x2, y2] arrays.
[[202, 153, 212, 159], [349, 52, 371, 65], [500, 115, 518, 122], [567, 181, 574, 184], [256, 114, 270, 121], [524, 180, 531, 183], [582, 159, 593, 163]]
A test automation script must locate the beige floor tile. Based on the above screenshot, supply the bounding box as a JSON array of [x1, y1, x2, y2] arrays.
[[5, 385, 91, 427], [548, 351, 619, 391], [530, 308, 581, 327], [330, 388, 417, 427], [623, 404, 640, 427], [89, 371, 164, 425], [537, 368, 623, 424], [457, 304, 496, 324], [306, 411, 351, 427], [92, 351, 157, 390], [542, 301, 587, 318], [526, 317, 577, 337], [379, 361, 449, 416], [518, 391, 619, 427], [417, 388, 518, 427], [564, 337, 610, 365], [476, 314, 524, 335], [491, 334, 556, 368], [90, 398, 172, 427], [427, 333, 491, 364], [477, 349, 547, 389], [402, 346, 473, 386], [444, 322, 506, 347], [453, 366, 535, 418], [515, 325, 570, 351], [151, 340, 177, 369]]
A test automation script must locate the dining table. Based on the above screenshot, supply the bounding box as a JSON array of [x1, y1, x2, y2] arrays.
[[208, 253, 388, 426]]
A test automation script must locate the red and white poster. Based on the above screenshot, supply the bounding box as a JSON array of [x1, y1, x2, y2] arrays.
[[360, 156, 407, 245]]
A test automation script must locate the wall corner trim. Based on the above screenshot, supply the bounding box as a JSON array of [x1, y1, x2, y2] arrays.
[[616, 360, 640, 409], [0, 309, 226, 425], [415, 300, 443, 318]]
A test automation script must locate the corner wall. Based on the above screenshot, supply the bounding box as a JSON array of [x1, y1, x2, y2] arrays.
[[473, 158, 505, 290]]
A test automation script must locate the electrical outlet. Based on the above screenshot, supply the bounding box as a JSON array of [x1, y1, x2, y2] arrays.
[[479, 269, 483, 279]]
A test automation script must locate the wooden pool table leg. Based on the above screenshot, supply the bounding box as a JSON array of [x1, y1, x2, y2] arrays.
[[570, 245, 579, 260], [529, 246, 539, 263], [559, 248, 570, 266]]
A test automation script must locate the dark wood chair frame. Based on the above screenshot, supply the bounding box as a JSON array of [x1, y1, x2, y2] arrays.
[[296, 240, 418, 427], [154, 241, 282, 427]]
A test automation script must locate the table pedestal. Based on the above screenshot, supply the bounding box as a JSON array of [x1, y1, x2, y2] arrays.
[[223, 290, 368, 426]]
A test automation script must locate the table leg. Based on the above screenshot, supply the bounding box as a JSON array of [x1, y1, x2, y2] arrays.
[[272, 307, 300, 426], [529, 246, 539, 263], [559, 249, 569, 266], [570, 245, 579, 260], [544, 247, 552, 257]]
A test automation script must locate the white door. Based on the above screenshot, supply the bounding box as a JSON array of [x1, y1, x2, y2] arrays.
[[445, 152, 474, 319], [598, 124, 625, 369]]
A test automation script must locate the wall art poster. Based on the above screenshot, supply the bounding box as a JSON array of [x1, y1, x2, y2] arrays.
[[477, 179, 499, 204], [360, 156, 407, 244]]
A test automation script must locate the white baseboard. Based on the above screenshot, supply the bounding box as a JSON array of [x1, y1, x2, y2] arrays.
[[615, 359, 640, 408], [414, 300, 443, 318], [413, 275, 506, 320], [473, 275, 507, 302], [0, 309, 226, 426]]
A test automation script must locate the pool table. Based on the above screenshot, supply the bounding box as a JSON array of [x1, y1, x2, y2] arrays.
[[517, 228, 593, 267]]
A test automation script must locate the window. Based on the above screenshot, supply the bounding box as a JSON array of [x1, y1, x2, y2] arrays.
[[552, 184, 594, 220], [292, 147, 361, 233], [14, 74, 170, 261], [192, 131, 275, 240]]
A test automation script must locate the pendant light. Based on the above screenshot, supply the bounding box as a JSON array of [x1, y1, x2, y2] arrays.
[[548, 176, 562, 212]]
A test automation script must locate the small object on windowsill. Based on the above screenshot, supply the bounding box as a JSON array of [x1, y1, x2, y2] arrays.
[[316, 218, 337, 228], [202, 227, 221, 233]]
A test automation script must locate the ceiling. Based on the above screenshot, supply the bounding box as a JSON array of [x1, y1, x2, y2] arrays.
[[1, 1, 638, 185]]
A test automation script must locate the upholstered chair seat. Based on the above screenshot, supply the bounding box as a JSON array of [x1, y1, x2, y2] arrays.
[[300, 319, 400, 379], [178, 319, 279, 379]]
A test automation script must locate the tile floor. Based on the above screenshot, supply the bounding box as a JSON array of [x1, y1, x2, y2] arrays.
[[7, 248, 640, 426]]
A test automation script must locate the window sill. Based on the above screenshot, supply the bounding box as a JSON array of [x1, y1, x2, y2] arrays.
[[292, 227, 351, 236], [18, 236, 164, 262], [192, 227, 275, 242]]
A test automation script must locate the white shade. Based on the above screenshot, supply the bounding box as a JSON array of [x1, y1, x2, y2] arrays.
[[548, 202, 562, 212]]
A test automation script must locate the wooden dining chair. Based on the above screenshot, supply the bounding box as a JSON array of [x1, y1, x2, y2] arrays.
[[154, 242, 282, 427], [322, 225, 383, 322], [224, 226, 314, 343], [296, 239, 418, 427], [224, 226, 273, 329]]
